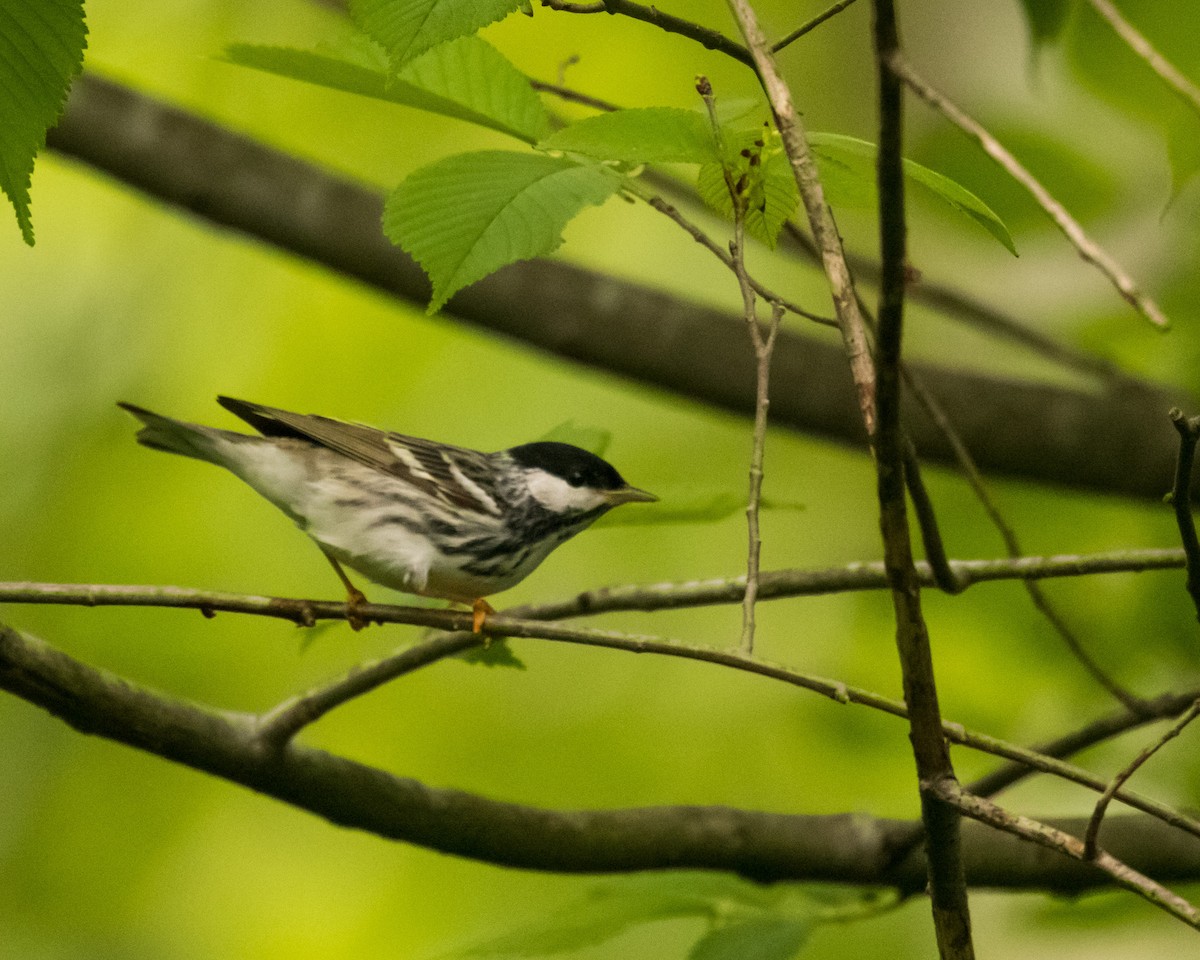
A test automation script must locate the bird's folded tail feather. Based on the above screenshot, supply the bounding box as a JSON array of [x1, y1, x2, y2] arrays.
[[117, 402, 225, 464]]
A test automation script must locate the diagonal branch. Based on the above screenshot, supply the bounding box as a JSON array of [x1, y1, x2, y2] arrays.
[[772, 0, 862, 52], [889, 52, 1170, 330], [933, 780, 1200, 929], [1084, 0, 1200, 120], [1084, 699, 1200, 858]]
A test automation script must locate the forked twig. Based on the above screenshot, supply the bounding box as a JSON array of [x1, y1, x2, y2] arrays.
[[1084, 699, 1200, 859], [933, 780, 1200, 929]]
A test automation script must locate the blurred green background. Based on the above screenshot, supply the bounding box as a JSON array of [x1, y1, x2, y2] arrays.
[[3, 0, 1200, 956]]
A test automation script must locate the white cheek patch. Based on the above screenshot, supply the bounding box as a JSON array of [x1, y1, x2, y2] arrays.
[[525, 468, 609, 513]]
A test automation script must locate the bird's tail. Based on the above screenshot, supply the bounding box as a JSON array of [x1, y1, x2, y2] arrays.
[[118, 402, 227, 465]]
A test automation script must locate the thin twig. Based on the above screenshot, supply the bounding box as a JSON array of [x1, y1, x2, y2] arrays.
[[772, 0, 862, 52], [541, 0, 755, 67], [528, 78, 622, 113], [969, 688, 1200, 800], [1169, 408, 1200, 619], [901, 364, 1148, 712], [933, 780, 1200, 929], [1084, 0, 1200, 120], [739, 300, 782, 652], [890, 52, 1170, 330], [1084, 699, 1200, 859], [632, 185, 836, 326], [902, 439, 963, 593], [699, 74, 784, 655], [257, 632, 479, 746], [777, 218, 1155, 392]]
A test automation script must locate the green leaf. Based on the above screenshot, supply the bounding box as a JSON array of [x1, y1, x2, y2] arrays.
[[351, 0, 523, 71], [1016, 0, 1074, 48], [0, 0, 88, 245], [808, 133, 1018, 255], [597, 490, 804, 528], [458, 873, 757, 957], [537, 421, 612, 457], [384, 151, 623, 312], [539, 107, 719, 164], [688, 917, 812, 960], [225, 35, 549, 144], [453, 873, 822, 959], [459, 640, 525, 669], [696, 136, 799, 249]]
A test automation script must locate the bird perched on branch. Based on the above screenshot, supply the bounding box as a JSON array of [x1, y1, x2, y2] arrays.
[[119, 397, 656, 631]]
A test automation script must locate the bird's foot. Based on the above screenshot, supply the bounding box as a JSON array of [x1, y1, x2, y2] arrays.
[[345, 585, 369, 632], [472, 597, 495, 635]]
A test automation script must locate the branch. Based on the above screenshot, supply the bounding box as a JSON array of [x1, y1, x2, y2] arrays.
[[1170, 408, 1200, 618], [772, 0, 862, 52], [889, 52, 1170, 330], [628, 182, 835, 325], [697, 76, 785, 656], [870, 3, 973, 955], [933, 780, 1200, 929], [260, 621, 1200, 842], [899, 362, 1148, 711], [45, 74, 1196, 499], [2, 548, 1185, 619], [541, 0, 755, 67], [1084, 699, 1200, 858], [7, 620, 1200, 893], [1084, 0, 1200, 120]]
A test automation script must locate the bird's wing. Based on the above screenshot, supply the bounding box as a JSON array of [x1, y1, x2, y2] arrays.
[[216, 396, 496, 512]]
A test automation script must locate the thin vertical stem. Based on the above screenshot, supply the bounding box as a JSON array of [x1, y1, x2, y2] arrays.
[[872, 1, 974, 956], [699, 75, 782, 655]]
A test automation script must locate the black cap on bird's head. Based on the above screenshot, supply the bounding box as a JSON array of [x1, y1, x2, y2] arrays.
[[505, 441, 657, 509]]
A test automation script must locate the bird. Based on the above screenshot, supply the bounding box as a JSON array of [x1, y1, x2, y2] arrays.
[[118, 397, 657, 631]]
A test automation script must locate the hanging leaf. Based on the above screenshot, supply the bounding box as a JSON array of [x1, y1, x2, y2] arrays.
[[1016, 0, 1074, 49], [351, 0, 524, 71], [540, 107, 719, 164], [385, 151, 623, 312], [808, 133, 1018, 255], [0, 0, 88, 245], [225, 35, 550, 144]]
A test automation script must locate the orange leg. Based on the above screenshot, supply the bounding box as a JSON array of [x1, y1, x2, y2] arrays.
[[471, 597, 495, 634], [322, 551, 368, 631]]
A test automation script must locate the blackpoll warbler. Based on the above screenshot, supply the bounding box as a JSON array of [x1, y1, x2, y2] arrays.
[[119, 397, 657, 630]]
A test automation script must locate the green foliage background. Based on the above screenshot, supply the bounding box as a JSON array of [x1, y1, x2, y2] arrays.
[[3, 0, 1200, 957]]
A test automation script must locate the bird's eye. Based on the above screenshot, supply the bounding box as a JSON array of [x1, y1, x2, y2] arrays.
[[566, 471, 585, 487]]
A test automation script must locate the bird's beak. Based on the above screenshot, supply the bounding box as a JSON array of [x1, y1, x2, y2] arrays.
[[605, 485, 658, 506]]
